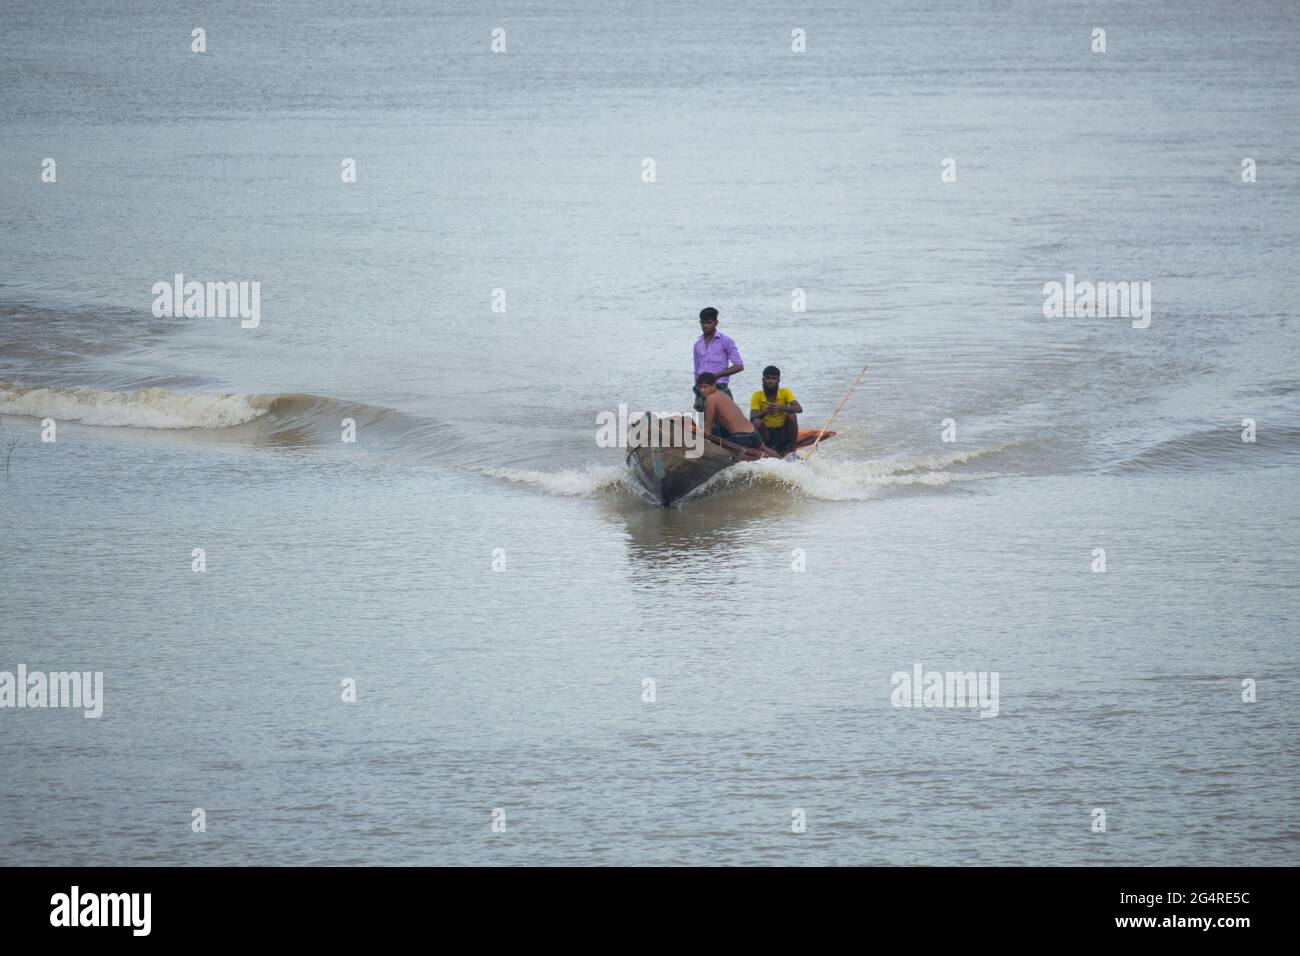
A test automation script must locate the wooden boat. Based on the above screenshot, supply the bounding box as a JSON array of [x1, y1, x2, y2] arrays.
[[625, 412, 835, 506]]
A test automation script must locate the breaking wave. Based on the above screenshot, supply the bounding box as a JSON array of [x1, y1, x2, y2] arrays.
[[482, 446, 1005, 503], [700, 454, 998, 501], [0, 382, 468, 459], [0, 383, 269, 429], [1, 382, 1024, 501], [481, 464, 633, 497]]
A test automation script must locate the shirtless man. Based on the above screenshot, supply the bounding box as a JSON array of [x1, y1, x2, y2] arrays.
[[696, 372, 763, 449]]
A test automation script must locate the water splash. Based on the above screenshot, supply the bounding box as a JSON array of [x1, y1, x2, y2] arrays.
[[482, 446, 1005, 503], [702, 454, 998, 501], [481, 464, 634, 497]]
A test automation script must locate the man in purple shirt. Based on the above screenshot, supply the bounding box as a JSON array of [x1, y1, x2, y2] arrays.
[[692, 307, 744, 412]]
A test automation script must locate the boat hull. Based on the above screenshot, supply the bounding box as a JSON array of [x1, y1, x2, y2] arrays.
[[624, 413, 833, 506]]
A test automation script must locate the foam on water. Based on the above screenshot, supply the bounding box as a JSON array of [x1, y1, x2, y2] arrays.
[[2, 383, 1026, 500], [696, 452, 1000, 501], [482, 446, 1004, 503], [0, 383, 270, 429], [481, 464, 634, 497]]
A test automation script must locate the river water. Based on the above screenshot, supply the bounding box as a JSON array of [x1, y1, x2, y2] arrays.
[[1, 0, 1297, 865]]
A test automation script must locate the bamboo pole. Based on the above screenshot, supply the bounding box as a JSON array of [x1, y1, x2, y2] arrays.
[[804, 365, 868, 460]]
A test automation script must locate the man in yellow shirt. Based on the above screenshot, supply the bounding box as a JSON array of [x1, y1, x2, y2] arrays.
[[749, 366, 803, 455]]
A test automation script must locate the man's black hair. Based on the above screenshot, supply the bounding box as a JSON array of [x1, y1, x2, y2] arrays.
[[696, 371, 717, 386], [763, 365, 780, 377], [699, 307, 718, 322]]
